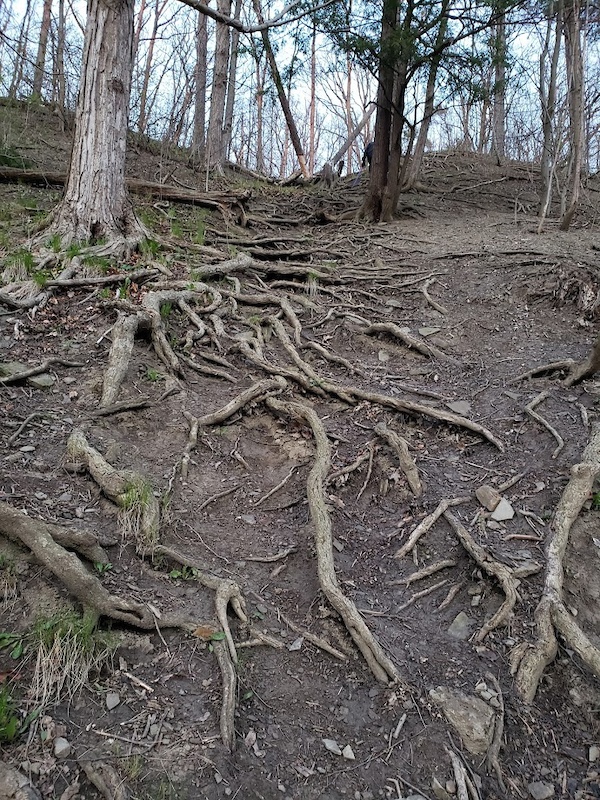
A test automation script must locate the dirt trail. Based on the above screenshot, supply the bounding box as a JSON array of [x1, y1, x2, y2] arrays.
[[1, 102, 600, 799]]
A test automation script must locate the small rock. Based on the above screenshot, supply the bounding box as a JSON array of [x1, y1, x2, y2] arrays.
[[214, 771, 223, 784], [342, 745, 355, 760], [54, 737, 71, 759], [28, 373, 55, 389], [528, 781, 554, 799], [239, 514, 256, 525], [447, 611, 473, 640], [322, 738, 342, 755], [589, 745, 600, 762], [429, 686, 495, 755], [475, 485, 502, 512], [105, 692, 120, 710], [447, 400, 471, 416], [491, 498, 515, 522], [19, 445, 36, 453], [333, 538, 344, 552], [378, 349, 390, 363], [432, 777, 452, 800], [419, 327, 441, 337], [288, 636, 303, 652]]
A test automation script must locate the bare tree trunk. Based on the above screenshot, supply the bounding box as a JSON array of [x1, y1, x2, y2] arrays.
[[32, 0, 53, 98], [328, 102, 376, 167], [48, 0, 144, 246], [9, 0, 33, 98], [402, 0, 449, 190], [491, 8, 507, 165], [252, 0, 308, 177], [192, 10, 208, 163], [136, 0, 168, 134], [308, 16, 317, 175], [52, 0, 67, 128], [207, 0, 231, 170], [538, 0, 562, 232], [560, 0, 585, 231], [222, 0, 242, 161], [255, 59, 266, 173]]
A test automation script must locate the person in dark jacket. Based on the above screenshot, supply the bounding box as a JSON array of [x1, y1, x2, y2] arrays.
[[362, 141, 374, 169]]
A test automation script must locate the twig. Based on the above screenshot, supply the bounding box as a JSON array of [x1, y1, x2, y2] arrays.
[[524, 390, 564, 458], [254, 466, 297, 507], [7, 412, 46, 445], [281, 613, 348, 661], [436, 582, 465, 611], [402, 559, 457, 586], [357, 441, 375, 501], [395, 498, 469, 559], [198, 484, 240, 512], [245, 545, 297, 563], [395, 579, 448, 612]]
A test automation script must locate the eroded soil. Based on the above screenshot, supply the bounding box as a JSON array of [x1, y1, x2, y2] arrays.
[[1, 101, 600, 799]]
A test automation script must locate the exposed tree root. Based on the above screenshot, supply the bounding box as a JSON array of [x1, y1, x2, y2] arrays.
[[515, 333, 600, 386], [67, 429, 160, 555], [515, 424, 600, 703], [353, 318, 452, 361], [374, 421, 422, 496], [395, 498, 468, 559], [0, 358, 83, 385], [443, 510, 522, 642], [265, 396, 400, 684]]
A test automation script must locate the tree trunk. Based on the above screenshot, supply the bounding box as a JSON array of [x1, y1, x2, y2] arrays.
[[559, 0, 585, 231], [222, 0, 243, 161], [32, 0, 53, 98], [402, 0, 449, 190], [9, 0, 32, 99], [360, 0, 398, 221], [308, 16, 317, 175], [206, 0, 231, 170], [48, 0, 143, 247], [491, 8, 507, 165], [252, 0, 309, 178], [52, 0, 66, 125], [137, 0, 168, 135], [538, 0, 562, 232], [192, 10, 208, 164]]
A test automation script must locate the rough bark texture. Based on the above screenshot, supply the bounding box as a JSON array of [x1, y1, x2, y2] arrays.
[[48, 0, 143, 245], [206, 0, 231, 170]]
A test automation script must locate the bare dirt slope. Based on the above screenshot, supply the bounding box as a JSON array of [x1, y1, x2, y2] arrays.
[[1, 100, 600, 800]]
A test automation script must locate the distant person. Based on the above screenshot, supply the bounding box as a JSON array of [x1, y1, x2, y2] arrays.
[[362, 141, 374, 169]]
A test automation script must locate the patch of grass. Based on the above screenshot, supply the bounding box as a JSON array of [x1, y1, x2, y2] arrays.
[[66, 242, 82, 259], [117, 277, 131, 299], [169, 565, 198, 581], [31, 609, 116, 706], [82, 254, 112, 273], [2, 247, 35, 281], [192, 209, 208, 245], [119, 478, 158, 551], [47, 233, 62, 253], [93, 562, 112, 574], [32, 268, 51, 288], [99, 287, 112, 299], [0, 684, 21, 742], [141, 238, 161, 257], [145, 367, 164, 382], [160, 302, 172, 320]]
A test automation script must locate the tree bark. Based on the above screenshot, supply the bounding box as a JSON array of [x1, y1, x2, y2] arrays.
[[222, 0, 243, 160], [252, 0, 309, 178], [32, 0, 53, 98], [538, 0, 562, 232], [491, 7, 507, 165], [47, 0, 144, 246], [192, 9, 208, 164], [559, 0, 585, 231], [207, 0, 231, 170]]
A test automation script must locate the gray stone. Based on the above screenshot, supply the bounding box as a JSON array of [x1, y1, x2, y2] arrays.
[[322, 738, 342, 755], [589, 745, 600, 762], [106, 692, 121, 710], [53, 737, 71, 758], [27, 373, 55, 389], [447, 400, 471, 416], [491, 498, 515, 522], [0, 760, 42, 799], [419, 327, 441, 337], [429, 686, 495, 755], [528, 781, 555, 799], [447, 611, 473, 640], [0, 361, 28, 377], [342, 744, 355, 760]]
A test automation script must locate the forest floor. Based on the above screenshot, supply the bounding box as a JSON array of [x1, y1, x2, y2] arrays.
[[1, 100, 600, 800]]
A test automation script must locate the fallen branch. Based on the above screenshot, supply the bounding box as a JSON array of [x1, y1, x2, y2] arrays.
[[395, 498, 468, 559], [0, 358, 83, 385]]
